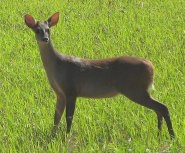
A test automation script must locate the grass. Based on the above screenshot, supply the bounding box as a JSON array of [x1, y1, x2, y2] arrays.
[[0, 0, 185, 152]]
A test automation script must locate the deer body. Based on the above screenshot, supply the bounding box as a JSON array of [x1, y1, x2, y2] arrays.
[[24, 12, 175, 138], [39, 41, 152, 98]]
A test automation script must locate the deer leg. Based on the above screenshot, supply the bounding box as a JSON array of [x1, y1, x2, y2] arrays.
[[155, 111, 163, 132], [148, 97, 175, 139], [124, 90, 175, 139], [52, 95, 66, 134], [66, 95, 77, 133]]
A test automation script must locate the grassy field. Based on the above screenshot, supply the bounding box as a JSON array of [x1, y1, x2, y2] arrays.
[[0, 0, 185, 152]]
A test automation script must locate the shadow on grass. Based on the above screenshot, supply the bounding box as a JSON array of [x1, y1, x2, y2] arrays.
[[31, 125, 67, 149]]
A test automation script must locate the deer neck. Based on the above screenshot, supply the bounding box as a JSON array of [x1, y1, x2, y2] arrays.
[[37, 41, 57, 71]]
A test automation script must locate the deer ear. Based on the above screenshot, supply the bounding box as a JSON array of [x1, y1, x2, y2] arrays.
[[48, 12, 59, 28], [24, 14, 36, 28]]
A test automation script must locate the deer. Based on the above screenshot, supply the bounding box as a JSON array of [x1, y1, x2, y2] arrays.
[[24, 12, 175, 139]]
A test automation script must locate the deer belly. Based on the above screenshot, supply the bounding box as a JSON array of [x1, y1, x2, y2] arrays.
[[78, 83, 118, 98]]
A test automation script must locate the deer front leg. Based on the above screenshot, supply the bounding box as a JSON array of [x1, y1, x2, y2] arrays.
[[52, 94, 66, 134], [66, 95, 77, 133]]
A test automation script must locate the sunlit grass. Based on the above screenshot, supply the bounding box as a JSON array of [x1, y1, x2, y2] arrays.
[[0, 0, 184, 152]]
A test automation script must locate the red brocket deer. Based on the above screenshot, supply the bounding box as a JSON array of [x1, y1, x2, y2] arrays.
[[24, 12, 175, 138]]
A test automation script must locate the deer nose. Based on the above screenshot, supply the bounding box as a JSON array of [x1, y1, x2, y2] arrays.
[[43, 37, 49, 42]]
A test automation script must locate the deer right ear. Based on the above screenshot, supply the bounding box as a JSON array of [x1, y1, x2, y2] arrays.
[[24, 14, 36, 28]]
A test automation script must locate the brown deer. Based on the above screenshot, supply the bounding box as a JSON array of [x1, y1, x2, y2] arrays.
[[24, 12, 175, 139]]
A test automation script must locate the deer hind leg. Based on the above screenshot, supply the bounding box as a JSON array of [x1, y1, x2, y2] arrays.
[[122, 89, 175, 139], [155, 111, 163, 133], [148, 97, 175, 139], [52, 94, 66, 134]]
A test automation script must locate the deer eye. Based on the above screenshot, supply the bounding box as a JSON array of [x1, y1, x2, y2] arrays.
[[45, 29, 50, 33], [36, 29, 42, 34]]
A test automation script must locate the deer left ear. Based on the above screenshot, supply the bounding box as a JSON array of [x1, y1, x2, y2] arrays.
[[48, 12, 60, 28]]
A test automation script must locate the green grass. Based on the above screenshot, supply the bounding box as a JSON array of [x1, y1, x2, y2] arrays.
[[0, 0, 185, 152]]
